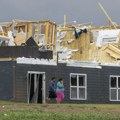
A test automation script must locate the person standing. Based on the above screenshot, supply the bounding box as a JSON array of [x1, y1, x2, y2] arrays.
[[47, 77, 56, 103], [56, 78, 64, 103]]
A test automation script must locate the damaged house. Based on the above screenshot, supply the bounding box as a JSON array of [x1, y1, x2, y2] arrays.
[[0, 19, 120, 104]]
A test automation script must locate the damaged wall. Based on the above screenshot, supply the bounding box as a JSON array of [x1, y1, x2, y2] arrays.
[[57, 26, 91, 61], [0, 20, 57, 51], [89, 29, 120, 63]]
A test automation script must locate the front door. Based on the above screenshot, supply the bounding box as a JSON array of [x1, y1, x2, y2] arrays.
[[27, 71, 45, 104]]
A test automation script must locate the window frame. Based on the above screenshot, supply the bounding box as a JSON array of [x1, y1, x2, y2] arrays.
[[70, 73, 87, 100], [109, 75, 120, 101]]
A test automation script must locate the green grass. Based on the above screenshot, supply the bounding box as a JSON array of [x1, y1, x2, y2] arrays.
[[0, 110, 120, 120], [0, 101, 120, 120]]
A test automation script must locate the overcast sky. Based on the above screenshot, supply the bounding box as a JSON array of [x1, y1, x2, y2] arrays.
[[0, 0, 120, 26]]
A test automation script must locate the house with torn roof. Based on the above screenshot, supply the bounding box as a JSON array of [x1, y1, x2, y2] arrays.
[[0, 20, 120, 104], [90, 29, 120, 64]]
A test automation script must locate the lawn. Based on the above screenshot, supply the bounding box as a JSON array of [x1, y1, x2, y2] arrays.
[[0, 101, 120, 120]]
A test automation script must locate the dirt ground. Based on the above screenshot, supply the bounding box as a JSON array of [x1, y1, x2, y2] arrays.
[[0, 103, 120, 115]]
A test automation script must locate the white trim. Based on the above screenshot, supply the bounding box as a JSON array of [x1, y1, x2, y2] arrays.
[[27, 71, 46, 104], [28, 71, 45, 74], [67, 65, 102, 69], [70, 73, 87, 100], [109, 75, 120, 101], [102, 64, 120, 67], [67, 62, 102, 69]]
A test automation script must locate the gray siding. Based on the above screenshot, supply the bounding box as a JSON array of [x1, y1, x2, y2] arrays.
[[0, 61, 15, 100], [1, 61, 120, 103], [15, 64, 58, 102], [15, 63, 120, 103]]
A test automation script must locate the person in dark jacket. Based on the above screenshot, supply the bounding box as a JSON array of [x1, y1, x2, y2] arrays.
[[47, 77, 56, 103]]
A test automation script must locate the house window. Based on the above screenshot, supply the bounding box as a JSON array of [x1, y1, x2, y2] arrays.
[[70, 73, 87, 100], [110, 76, 120, 101], [102, 37, 117, 44]]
